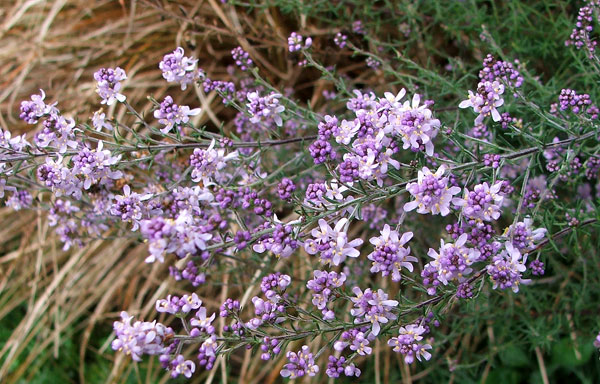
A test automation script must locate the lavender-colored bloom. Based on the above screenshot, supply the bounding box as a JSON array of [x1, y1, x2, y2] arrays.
[[197, 334, 218, 370], [110, 185, 152, 230], [459, 80, 505, 125], [404, 165, 461, 216], [37, 155, 81, 198], [457, 180, 505, 222], [334, 118, 360, 145], [334, 32, 348, 48], [260, 337, 281, 360], [35, 112, 78, 154], [170, 355, 196, 378], [6, 190, 33, 211], [260, 272, 291, 302], [159, 47, 201, 90], [19, 89, 57, 124], [350, 287, 398, 336], [389, 92, 440, 156], [246, 91, 285, 127], [190, 139, 238, 183], [388, 324, 433, 364], [277, 177, 296, 200], [529, 259, 545, 276], [190, 307, 216, 334], [280, 345, 319, 378], [111, 311, 174, 362], [425, 233, 480, 286], [307, 270, 346, 319], [304, 218, 363, 266], [479, 54, 523, 91], [326, 355, 360, 378], [486, 242, 530, 293], [333, 328, 373, 355], [503, 217, 546, 251], [231, 46, 253, 71], [287, 32, 312, 52], [594, 332, 600, 350], [368, 224, 416, 281], [153, 96, 201, 133], [566, 4, 598, 56], [73, 141, 122, 190], [94, 67, 127, 105], [92, 109, 113, 131], [253, 218, 300, 258]]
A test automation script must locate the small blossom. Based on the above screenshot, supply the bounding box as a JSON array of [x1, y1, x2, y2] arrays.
[[404, 165, 461, 216], [94, 67, 127, 105], [368, 224, 416, 281], [280, 345, 319, 378]]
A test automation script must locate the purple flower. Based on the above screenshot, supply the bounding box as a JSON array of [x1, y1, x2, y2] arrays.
[[389, 92, 441, 156], [190, 140, 238, 183], [350, 287, 398, 336], [334, 32, 348, 48], [94, 67, 127, 105], [6, 190, 33, 211], [159, 47, 201, 90], [197, 335, 218, 370], [287, 32, 312, 52], [459, 80, 505, 125], [486, 242, 530, 293], [34, 112, 78, 154], [19, 89, 57, 124], [425, 233, 480, 286], [92, 109, 113, 131], [503, 217, 546, 251], [368, 224, 416, 281], [110, 184, 152, 230], [246, 91, 285, 127], [280, 345, 319, 378], [456, 180, 505, 222], [73, 141, 123, 190], [231, 46, 253, 71], [153, 96, 201, 134], [111, 311, 174, 362], [304, 218, 363, 266], [170, 355, 196, 378], [388, 324, 433, 364], [277, 177, 296, 200], [326, 355, 360, 378], [307, 270, 346, 319], [404, 165, 461, 216]]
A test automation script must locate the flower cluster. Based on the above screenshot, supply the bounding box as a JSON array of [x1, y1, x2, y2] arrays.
[[565, 2, 600, 57], [486, 242, 530, 293], [159, 47, 201, 90], [404, 165, 461, 216], [367, 224, 416, 281], [246, 91, 286, 127], [350, 287, 398, 336], [111, 311, 174, 361], [154, 96, 201, 133], [287, 32, 312, 52], [423, 234, 480, 294], [459, 80, 505, 124], [388, 324, 433, 364], [304, 218, 363, 266], [280, 346, 319, 378], [306, 270, 346, 319], [94, 67, 127, 105]]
